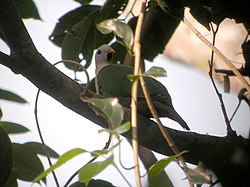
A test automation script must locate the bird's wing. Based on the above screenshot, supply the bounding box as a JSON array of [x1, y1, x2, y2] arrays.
[[98, 64, 133, 97]]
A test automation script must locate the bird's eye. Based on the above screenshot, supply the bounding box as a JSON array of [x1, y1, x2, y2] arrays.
[[97, 49, 101, 54]]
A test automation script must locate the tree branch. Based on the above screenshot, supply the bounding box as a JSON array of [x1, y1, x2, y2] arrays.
[[0, 1, 249, 186]]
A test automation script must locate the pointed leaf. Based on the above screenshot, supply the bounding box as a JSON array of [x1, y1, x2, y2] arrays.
[[12, 143, 44, 182], [34, 148, 86, 182], [61, 13, 95, 70], [21, 142, 59, 158], [144, 66, 167, 78], [97, 19, 134, 50], [15, 0, 41, 20], [49, 5, 101, 47], [0, 121, 30, 134], [79, 156, 113, 186], [0, 89, 27, 103], [148, 156, 176, 178], [86, 98, 124, 129], [148, 151, 187, 178]]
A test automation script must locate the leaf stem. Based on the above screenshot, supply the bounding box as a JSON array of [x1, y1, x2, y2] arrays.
[[208, 24, 235, 136]]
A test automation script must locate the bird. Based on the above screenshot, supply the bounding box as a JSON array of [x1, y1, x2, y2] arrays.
[[94, 44, 190, 130]]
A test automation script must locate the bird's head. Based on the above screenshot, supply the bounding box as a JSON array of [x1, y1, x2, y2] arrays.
[[95, 45, 115, 75]]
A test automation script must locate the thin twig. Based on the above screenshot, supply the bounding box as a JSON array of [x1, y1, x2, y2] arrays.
[[130, 1, 148, 186], [208, 24, 235, 136], [183, 17, 250, 92], [34, 90, 60, 187], [34, 60, 90, 187], [230, 101, 241, 122], [118, 137, 135, 170], [139, 72, 194, 186]]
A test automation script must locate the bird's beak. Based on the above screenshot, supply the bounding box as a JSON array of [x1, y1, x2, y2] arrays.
[[108, 48, 115, 54]]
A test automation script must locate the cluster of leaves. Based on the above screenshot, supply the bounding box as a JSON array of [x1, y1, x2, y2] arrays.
[[47, 0, 250, 71], [0, 89, 59, 186]]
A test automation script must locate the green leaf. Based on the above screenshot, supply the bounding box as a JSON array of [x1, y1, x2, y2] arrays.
[[0, 127, 13, 186], [12, 143, 44, 182], [50, 5, 101, 47], [113, 121, 131, 135], [15, 0, 41, 20], [0, 89, 27, 104], [79, 156, 114, 186], [0, 121, 30, 134], [34, 148, 86, 182], [148, 151, 187, 178], [86, 98, 124, 129], [144, 66, 167, 78], [97, 19, 134, 51], [61, 11, 97, 70], [20, 142, 59, 158]]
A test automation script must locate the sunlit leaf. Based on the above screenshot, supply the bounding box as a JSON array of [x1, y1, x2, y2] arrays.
[[149, 151, 187, 178], [79, 156, 113, 186], [144, 66, 167, 78], [0, 121, 30, 134], [86, 98, 124, 129], [99, 122, 130, 136], [0, 89, 27, 104], [97, 19, 134, 50], [34, 148, 86, 182], [113, 121, 131, 135], [184, 162, 212, 185], [0, 127, 13, 186], [148, 156, 176, 178]]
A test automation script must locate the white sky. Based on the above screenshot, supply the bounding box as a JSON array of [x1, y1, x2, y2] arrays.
[[0, 0, 249, 186]]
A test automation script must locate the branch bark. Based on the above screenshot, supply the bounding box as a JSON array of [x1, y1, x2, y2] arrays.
[[0, 1, 249, 186]]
